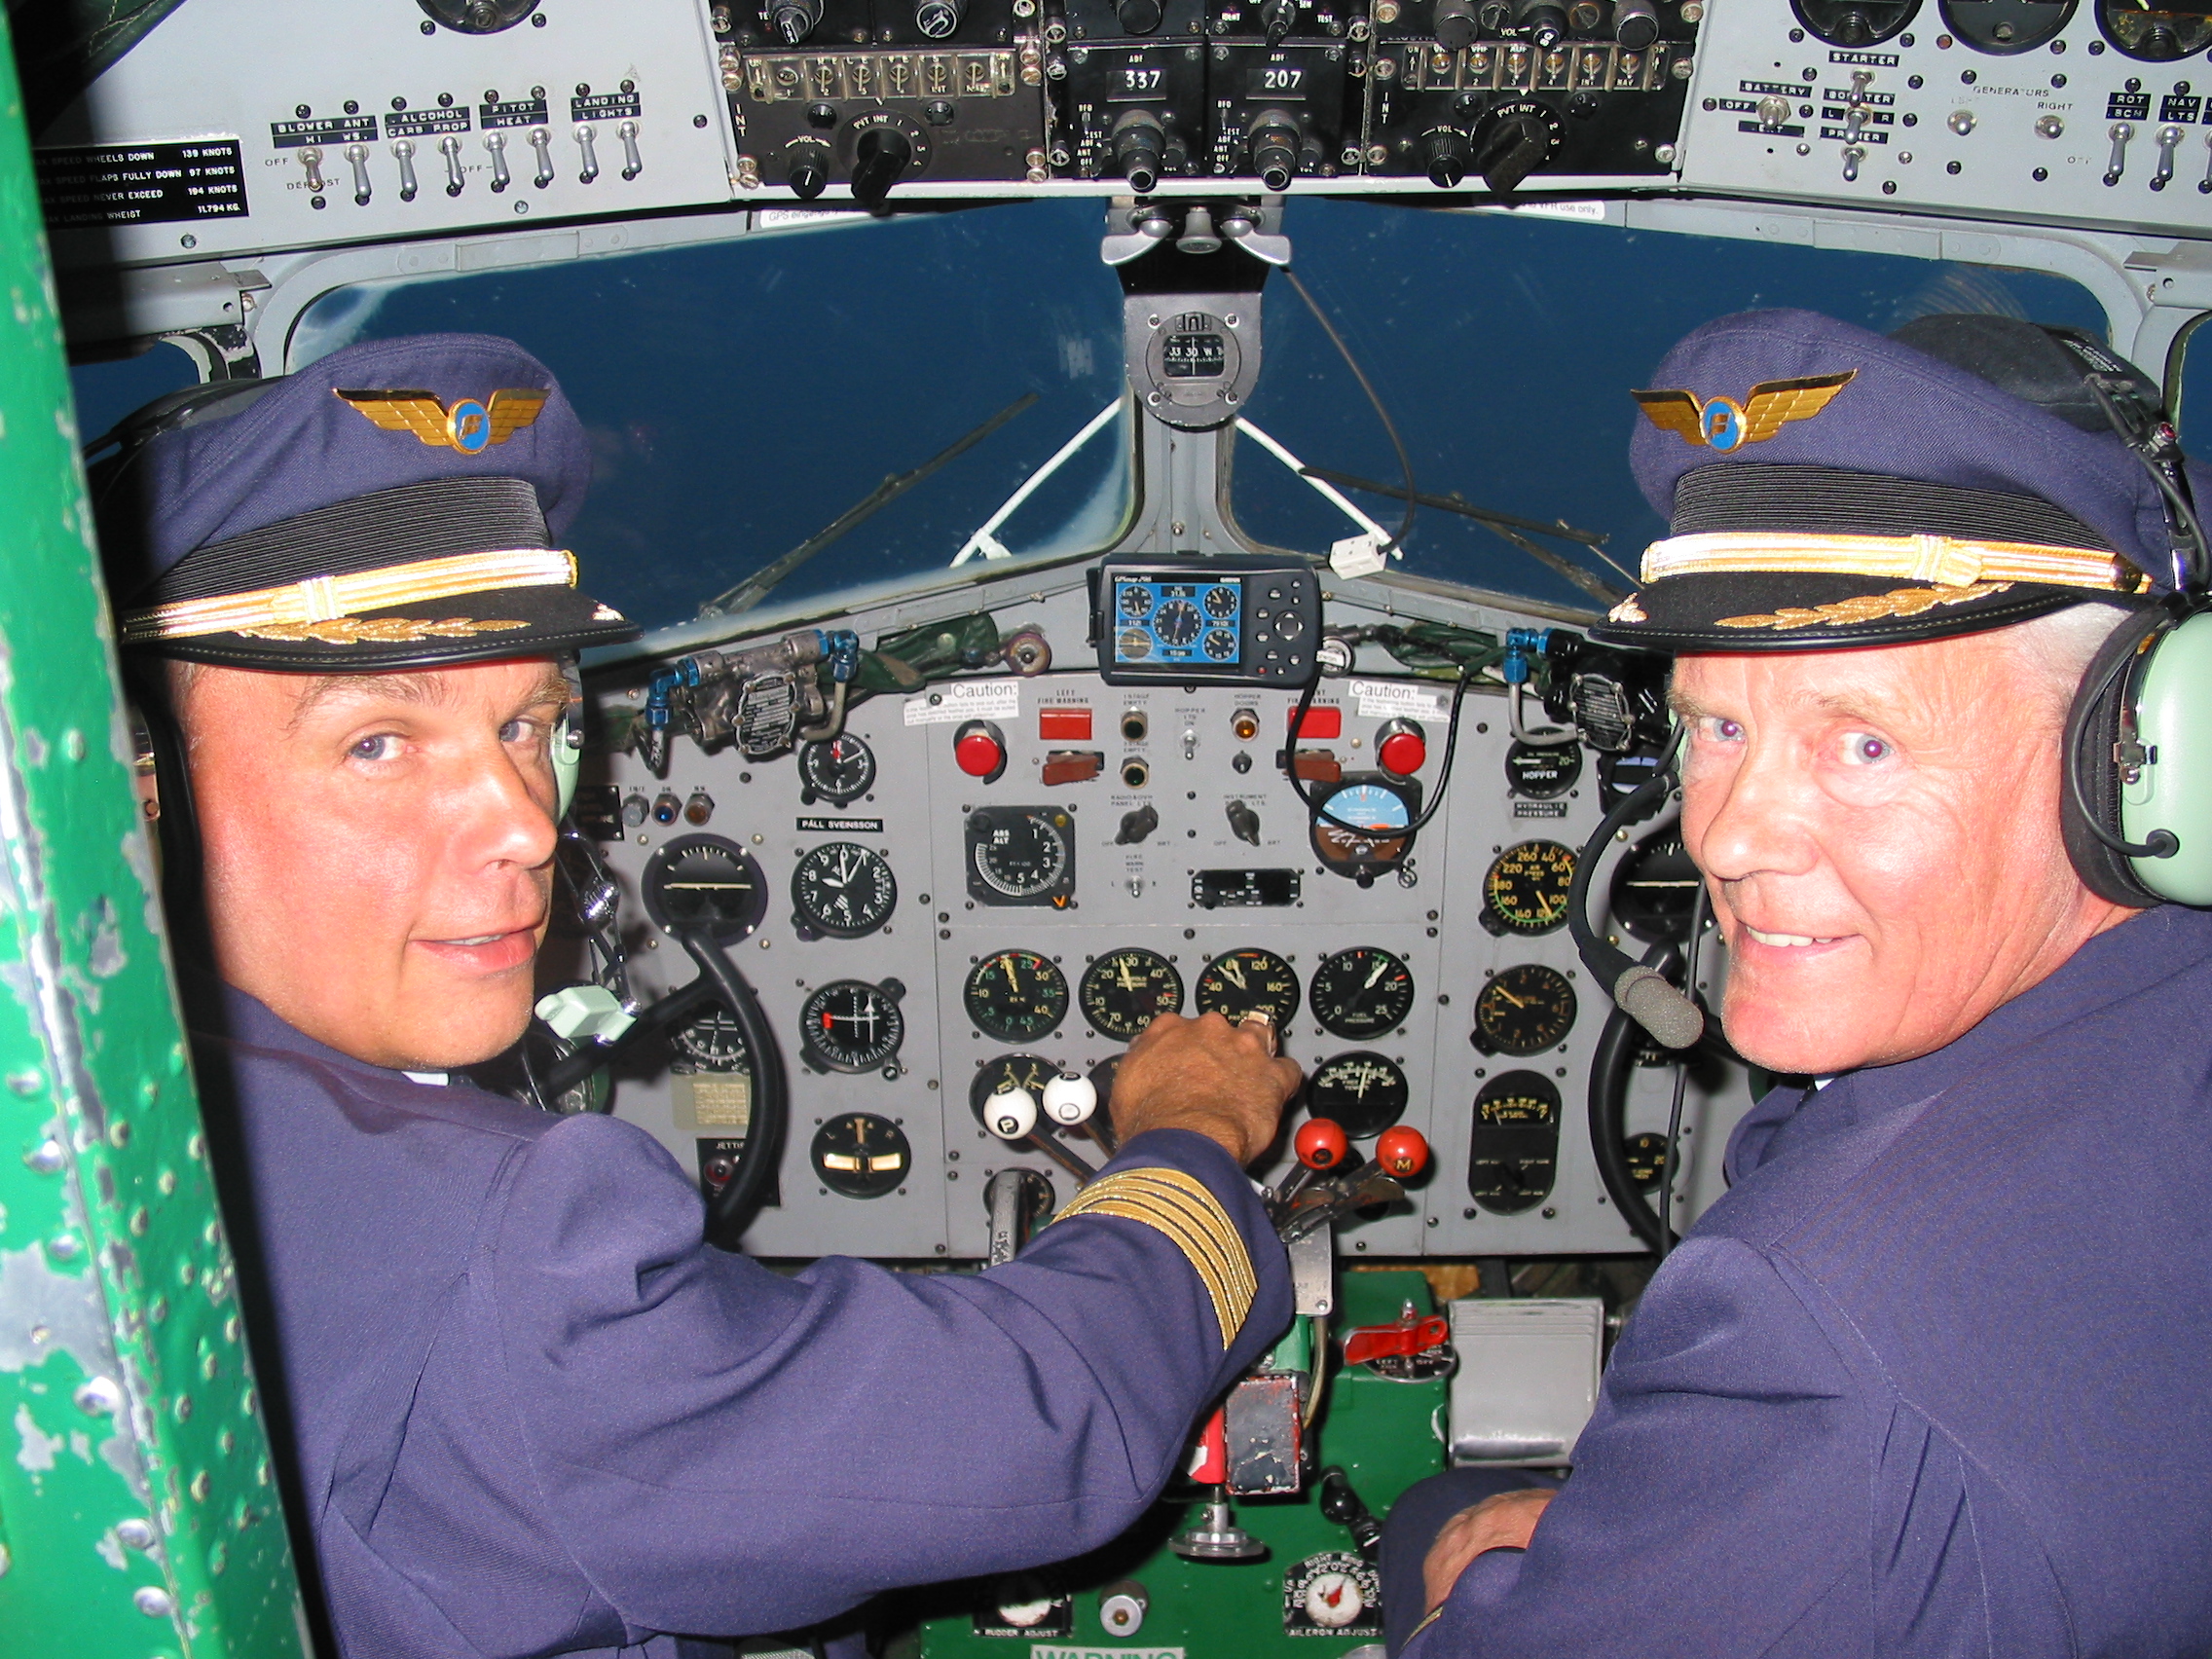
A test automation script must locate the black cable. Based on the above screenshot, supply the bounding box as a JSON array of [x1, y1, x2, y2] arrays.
[[1654, 880, 1711, 1260], [682, 930, 792, 1250], [1280, 266, 1417, 553], [1565, 725, 1685, 983], [1585, 940, 1676, 1255], [1278, 662, 1475, 838], [2064, 623, 2181, 862]]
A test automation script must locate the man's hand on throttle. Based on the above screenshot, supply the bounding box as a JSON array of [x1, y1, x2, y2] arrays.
[[1109, 1012, 1302, 1166], [1422, 1489, 1556, 1614]]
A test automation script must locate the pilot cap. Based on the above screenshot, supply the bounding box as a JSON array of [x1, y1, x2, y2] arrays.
[[1589, 308, 2207, 653], [92, 332, 639, 671]]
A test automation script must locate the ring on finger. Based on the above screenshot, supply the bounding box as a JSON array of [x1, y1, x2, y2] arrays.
[[1237, 1010, 1279, 1054]]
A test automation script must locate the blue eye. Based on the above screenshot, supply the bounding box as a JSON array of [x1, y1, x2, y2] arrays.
[[351, 734, 399, 761], [1844, 733, 1890, 765]]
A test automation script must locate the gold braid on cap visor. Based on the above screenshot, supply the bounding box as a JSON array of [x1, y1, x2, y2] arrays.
[[1639, 531, 2144, 593], [119, 548, 579, 645]]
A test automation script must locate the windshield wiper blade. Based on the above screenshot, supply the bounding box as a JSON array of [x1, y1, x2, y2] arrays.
[[1299, 465, 1634, 600], [700, 390, 1041, 619]]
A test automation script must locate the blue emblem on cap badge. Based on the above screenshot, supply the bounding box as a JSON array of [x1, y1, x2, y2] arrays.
[[335, 387, 550, 453], [1633, 371, 1856, 452]]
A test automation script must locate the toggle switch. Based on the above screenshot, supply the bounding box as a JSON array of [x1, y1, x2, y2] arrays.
[[298, 145, 327, 195], [345, 142, 371, 203], [1841, 144, 1864, 182], [530, 126, 555, 187], [438, 132, 465, 196], [2201, 130, 2212, 195], [2152, 125, 2183, 192], [2106, 122, 2133, 187], [392, 138, 420, 202], [618, 118, 643, 180], [2036, 113, 2064, 139], [1226, 800, 1261, 846], [575, 124, 601, 184], [486, 131, 511, 192], [1755, 93, 1790, 129]]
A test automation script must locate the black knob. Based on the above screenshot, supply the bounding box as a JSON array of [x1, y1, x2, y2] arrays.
[[1261, 0, 1297, 43], [1435, 0, 1481, 48], [1425, 127, 1470, 187], [1113, 111, 1166, 192], [1117, 0, 1163, 29], [1248, 112, 1301, 191], [916, 0, 962, 36], [1116, 804, 1161, 844], [787, 139, 830, 199], [1611, 0, 1658, 46], [766, 0, 820, 43], [1227, 800, 1262, 845], [849, 126, 913, 205], [1514, 0, 1567, 47], [1474, 109, 1551, 191]]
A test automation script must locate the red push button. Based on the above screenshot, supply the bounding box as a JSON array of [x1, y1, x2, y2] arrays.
[[954, 721, 1005, 779], [1378, 719, 1427, 778]]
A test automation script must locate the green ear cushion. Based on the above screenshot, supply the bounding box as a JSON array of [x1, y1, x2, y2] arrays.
[[2062, 607, 2167, 908], [551, 712, 579, 820], [2124, 608, 2212, 904]]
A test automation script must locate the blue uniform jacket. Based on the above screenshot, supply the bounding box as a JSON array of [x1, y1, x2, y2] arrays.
[[1414, 904, 2212, 1657], [191, 990, 1292, 1658]]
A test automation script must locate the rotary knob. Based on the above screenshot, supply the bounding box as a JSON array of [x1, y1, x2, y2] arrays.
[[849, 125, 914, 206], [1424, 129, 1470, 189], [1434, 0, 1480, 47], [787, 139, 830, 200]]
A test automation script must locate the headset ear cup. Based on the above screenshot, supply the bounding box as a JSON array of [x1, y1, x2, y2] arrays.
[[2061, 608, 2166, 907]]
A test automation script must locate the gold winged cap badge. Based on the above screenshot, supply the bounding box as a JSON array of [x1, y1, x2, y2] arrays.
[[334, 387, 549, 453], [1632, 370, 1856, 452]]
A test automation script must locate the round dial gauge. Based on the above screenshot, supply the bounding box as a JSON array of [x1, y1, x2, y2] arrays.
[[972, 808, 1074, 901], [1307, 1052, 1410, 1138], [1938, 0, 2075, 50], [1154, 598, 1202, 646], [798, 734, 876, 805], [1195, 948, 1301, 1027], [1204, 583, 1239, 618], [799, 979, 905, 1072], [1474, 964, 1578, 1056], [1505, 739, 1582, 800], [1120, 583, 1156, 620], [964, 949, 1069, 1042], [1468, 1070, 1562, 1214], [2093, 0, 2211, 55], [1311, 779, 1417, 873], [1203, 628, 1238, 661], [1611, 828, 1701, 944], [969, 1052, 1060, 1125], [810, 1113, 911, 1198], [1623, 1131, 1668, 1191], [1483, 840, 1577, 935], [1788, 0, 1919, 44], [1079, 948, 1184, 1040], [1309, 946, 1417, 1040], [1282, 1553, 1382, 1639], [642, 835, 768, 940], [1117, 627, 1154, 661], [792, 841, 897, 938], [672, 1003, 752, 1071]]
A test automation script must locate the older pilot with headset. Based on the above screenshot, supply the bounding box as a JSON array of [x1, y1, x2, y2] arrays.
[[88, 332, 1303, 1659], [1385, 309, 2212, 1656]]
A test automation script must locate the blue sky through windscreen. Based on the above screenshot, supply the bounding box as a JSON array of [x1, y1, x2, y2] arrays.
[[69, 198, 2116, 631]]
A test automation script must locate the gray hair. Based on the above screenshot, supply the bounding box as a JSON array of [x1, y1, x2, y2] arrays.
[[1998, 601, 2135, 709]]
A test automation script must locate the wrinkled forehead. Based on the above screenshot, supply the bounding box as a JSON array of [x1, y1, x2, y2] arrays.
[[1666, 629, 2045, 730], [178, 656, 569, 731]]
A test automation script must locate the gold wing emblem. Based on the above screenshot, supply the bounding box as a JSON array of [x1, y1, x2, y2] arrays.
[[334, 389, 457, 447], [1632, 388, 1710, 447], [1738, 371, 1857, 444], [485, 387, 549, 445]]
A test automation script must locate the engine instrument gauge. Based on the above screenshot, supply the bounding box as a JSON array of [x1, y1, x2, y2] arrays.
[[1310, 776, 1419, 880], [1195, 948, 1300, 1027], [2093, 0, 2212, 55], [967, 806, 1078, 906], [1306, 1052, 1410, 1138], [1505, 740, 1582, 800], [791, 841, 898, 938], [798, 734, 876, 805], [964, 950, 1070, 1042], [1481, 840, 1576, 936], [969, 1052, 1061, 1125], [1623, 1131, 1667, 1191], [1938, 0, 2075, 50], [1309, 946, 1417, 1040], [672, 1003, 752, 1071], [1079, 948, 1184, 1040], [810, 1113, 911, 1198], [799, 979, 905, 1073], [1788, 0, 1919, 44], [1468, 1071, 1562, 1214], [1473, 964, 1577, 1056], [1282, 1552, 1382, 1638], [1611, 827, 1701, 944], [641, 834, 769, 940]]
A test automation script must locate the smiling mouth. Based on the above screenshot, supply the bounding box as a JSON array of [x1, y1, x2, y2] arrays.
[[1743, 926, 1844, 948]]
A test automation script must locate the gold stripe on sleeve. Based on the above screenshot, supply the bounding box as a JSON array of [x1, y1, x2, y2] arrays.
[[1051, 1167, 1258, 1349]]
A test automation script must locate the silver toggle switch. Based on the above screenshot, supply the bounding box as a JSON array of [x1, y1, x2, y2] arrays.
[[486, 131, 511, 192], [298, 145, 326, 194], [2151, 124, 2183, 192], [438, 132, 465, 196], [345, 141, 371, 204], [2201, 130, 2212, 195], [2106, 122, 2133, 187], [1755, 92, 1790, 129], [1945, 107, 1973, 135], [1844, 103, 1867, 140], [574, 123, 601, 184], [2035, 113, 2064, 139], [617, 118, 643, 180], [529, 125, 555, 188], [1841, 144, 1864, 182], [392, 137, 419, 202], [1848, 67, 1871, 105]]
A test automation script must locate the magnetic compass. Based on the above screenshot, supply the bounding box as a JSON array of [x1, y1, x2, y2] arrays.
[[1079, 948, 1183, 1040], [798, 734, 876, 805], [641, 835, 768, 940], [1308, 946, 1416, 1040], [791, 841, 897, 939], [798, 979, 905, 1073], [1195, 947, 1300, 1027], [809, 1113, 910, 1198], [963, 949, 1069, 1042]]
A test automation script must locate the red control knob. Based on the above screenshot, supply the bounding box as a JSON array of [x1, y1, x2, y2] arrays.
[[1295, 1117, 1351, 1171], [1376, 1125, 1429, 1178], [953, 719, 1006, 780], [1377, 719, 1427, 778]]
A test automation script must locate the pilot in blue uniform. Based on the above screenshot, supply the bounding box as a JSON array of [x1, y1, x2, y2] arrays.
[[1386, 311, 2212, 1656], [91, 334, 1297, 1658]]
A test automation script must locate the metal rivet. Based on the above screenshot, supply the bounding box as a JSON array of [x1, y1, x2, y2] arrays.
[[116, 1519, 156, 1550], [7, 1068, 43, 1095], [74, 1377, 123, 1415], [23, 1140, 63, 1173], [134, 1585, 175, 1616]]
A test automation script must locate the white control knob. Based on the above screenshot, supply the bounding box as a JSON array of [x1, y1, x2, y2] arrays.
[[985, 1087, 1038, 1141], [1042, 1074, 1097, 1126]]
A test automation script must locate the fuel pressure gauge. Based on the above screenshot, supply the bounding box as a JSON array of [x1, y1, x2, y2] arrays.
[[1309, 947, 1416, 1040]]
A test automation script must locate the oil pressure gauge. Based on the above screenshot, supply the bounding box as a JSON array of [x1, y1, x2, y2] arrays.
[[1079, 948, 1184, 1040], [799, 979, 905, 1073], [1195, 948, 1300, 1027], [1481, 840, 1576, 936], [791, 841, 897, 939]]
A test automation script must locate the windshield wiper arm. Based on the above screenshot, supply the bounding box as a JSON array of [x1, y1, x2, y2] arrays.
[[700, 390, 1041, 619]]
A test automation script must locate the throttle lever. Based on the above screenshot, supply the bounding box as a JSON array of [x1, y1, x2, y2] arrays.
[[1276, 1162, 1404, 1241]]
